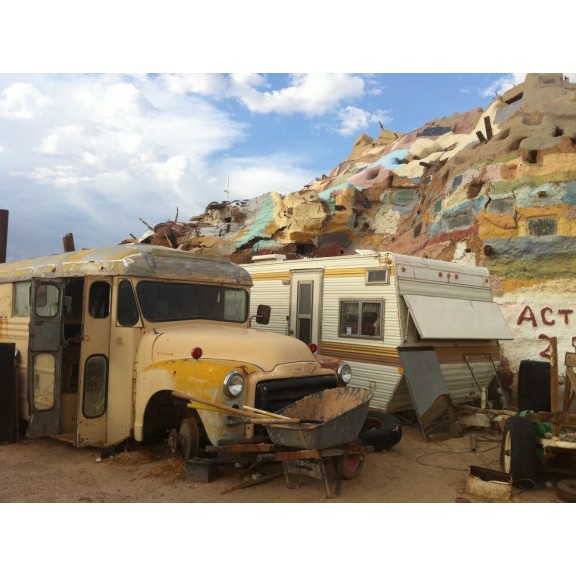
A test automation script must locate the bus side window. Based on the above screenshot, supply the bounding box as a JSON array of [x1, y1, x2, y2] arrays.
[[118, 280, 139, 326], [89, 281, 111, 319], [36, 284, 60, 317], [14, 281, 31, 317]]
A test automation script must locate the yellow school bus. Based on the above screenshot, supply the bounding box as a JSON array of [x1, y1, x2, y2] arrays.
[[0, 244, 350, 457]]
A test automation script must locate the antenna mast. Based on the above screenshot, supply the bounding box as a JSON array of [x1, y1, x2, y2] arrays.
[[224, 174, 230, 202]]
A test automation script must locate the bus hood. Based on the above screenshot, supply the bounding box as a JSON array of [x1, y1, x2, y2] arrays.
[[142, 322, 318, 371]]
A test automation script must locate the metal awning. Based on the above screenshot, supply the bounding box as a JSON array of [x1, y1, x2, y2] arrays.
[[403, 294, 514, 340]]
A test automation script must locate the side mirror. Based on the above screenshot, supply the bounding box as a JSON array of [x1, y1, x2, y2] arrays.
[[255, 304, 271, 325]]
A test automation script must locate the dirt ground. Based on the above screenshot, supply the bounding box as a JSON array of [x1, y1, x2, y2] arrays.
[[0, 421, 569, 504]]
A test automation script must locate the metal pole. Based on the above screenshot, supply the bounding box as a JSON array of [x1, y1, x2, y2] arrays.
[[0, 209, 8, 263], [63, 232, 75, 252]]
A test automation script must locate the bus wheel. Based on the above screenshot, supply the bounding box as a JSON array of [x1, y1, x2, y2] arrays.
[[178, 417, 200, 461]]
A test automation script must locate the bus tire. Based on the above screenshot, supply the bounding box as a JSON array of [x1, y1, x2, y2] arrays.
[[500, 416, 538, 488], [178, 417, 200, 461]]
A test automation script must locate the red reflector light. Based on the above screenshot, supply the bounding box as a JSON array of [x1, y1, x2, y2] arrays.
[[191, 347, 203, 359], [308, 343, 318, 353]]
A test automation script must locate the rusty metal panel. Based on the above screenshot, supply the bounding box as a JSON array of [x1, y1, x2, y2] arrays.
[[397, 346, 461, 442]]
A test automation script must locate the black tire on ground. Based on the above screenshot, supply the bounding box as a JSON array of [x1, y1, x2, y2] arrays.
[[499, 416, 538, 488], [556, 479, 576, 503], [178, 417, 200, 461], [359, 411, 403, 452], [334, 439, 365, 480]]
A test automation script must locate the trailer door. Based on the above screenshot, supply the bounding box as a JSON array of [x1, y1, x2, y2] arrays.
[[76, 277, 111, 447], [27, 279, 64, 437], [289, 269, 323, 349]]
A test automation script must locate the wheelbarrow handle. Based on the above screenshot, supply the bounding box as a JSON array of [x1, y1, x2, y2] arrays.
[[248, 418, 324, 425], [172, 390, 263, 419]]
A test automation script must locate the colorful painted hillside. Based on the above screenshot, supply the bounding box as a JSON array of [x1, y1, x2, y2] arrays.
[[136, 73, 576, 379]]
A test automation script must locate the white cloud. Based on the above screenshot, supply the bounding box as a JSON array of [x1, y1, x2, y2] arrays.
[[75, 81, 151, 117], [336, 106, 391, 136], [159, 73, 369, 117], [481, 73, 526, 98], [0, 82, 49, 119], [230, 73, 366, 116], [218, 155, 316, 200], [151, 155, 190, 182], [160, 73, 229, 96]]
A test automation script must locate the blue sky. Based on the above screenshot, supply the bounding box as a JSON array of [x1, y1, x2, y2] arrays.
[[1, 2, 569, 262]]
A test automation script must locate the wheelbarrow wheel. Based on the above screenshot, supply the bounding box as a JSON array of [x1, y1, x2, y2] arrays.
[[499, 415, 538, 488], [334, 439, 365, 480], [178, 417, 200, 461]]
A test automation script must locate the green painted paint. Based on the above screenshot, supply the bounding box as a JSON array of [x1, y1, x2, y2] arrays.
[[488, 254, 576, 280], [235, 195, 277, 248]]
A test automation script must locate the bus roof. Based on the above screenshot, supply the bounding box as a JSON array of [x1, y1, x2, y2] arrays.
[[0, 244, 252, 286]]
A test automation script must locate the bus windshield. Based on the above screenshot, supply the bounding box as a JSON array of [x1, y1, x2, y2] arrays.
[[136, 280, 248, 323]]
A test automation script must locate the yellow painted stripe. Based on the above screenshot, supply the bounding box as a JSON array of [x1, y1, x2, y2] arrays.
[[247, 271, 291, 281], [321, 341, 402, 367], [249, 267, 395, 281]]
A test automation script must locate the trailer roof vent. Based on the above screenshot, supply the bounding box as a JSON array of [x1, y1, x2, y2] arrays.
[[251, 254, 287, 263]]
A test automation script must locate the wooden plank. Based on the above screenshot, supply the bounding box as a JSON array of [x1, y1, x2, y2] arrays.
[[550, 337, 560, 437]]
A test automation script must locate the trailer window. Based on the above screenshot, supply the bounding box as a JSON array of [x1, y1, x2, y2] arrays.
[[136, 281, 248, 323], [339, 300, 383, 339], [366, 269, 390, 285]]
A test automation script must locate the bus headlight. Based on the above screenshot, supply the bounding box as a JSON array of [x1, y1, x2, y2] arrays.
[[223, 371, 245, 397], [337, 363, 352, 385]]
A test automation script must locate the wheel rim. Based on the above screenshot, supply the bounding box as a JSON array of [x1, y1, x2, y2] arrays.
[[361, 416, 383, 434], [342, 453, 362, 474]]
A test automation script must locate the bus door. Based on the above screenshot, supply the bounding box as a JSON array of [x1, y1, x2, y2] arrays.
[[288, 269, 323, 350], [76, 277, 112, 447], [27, 279, 64, 437]]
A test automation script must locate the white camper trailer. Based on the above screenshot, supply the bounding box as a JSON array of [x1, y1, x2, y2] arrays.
[[242, 251, 514, 418]]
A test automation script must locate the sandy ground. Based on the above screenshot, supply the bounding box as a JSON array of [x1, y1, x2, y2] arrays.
[[0, 422, 568, 504], [3, 419, 571, 575]]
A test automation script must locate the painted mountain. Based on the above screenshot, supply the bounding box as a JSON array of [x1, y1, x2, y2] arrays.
[[138, 73, 576, 379]]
